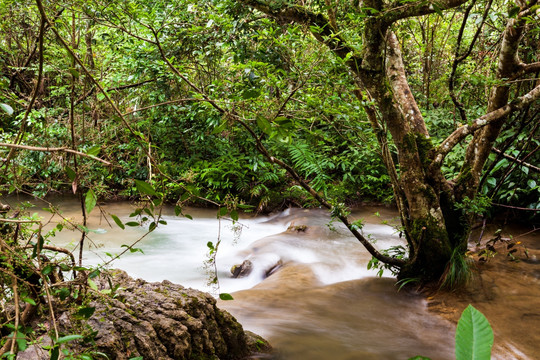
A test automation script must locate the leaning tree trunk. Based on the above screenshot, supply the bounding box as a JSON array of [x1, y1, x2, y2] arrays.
[[458, 13, 532, 201]]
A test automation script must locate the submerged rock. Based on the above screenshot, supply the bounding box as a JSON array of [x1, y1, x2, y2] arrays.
[[56, 270, 271, 360], [231, 259, 284, 279], [231, 260, 254, 278], [265, 260, 283, 278]]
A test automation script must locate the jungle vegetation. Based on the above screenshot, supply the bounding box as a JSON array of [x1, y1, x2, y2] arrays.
[[0, 2, 539, 353]]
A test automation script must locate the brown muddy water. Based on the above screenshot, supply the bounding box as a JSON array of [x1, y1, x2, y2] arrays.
[[1, 195, 538, 359]]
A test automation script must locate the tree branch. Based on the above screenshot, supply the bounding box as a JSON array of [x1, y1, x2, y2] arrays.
[[491, 147, 540, 173], [382, 0, 469, 27], [449, 0, 493, 123], [0, 143, 111, 165], [237, 0, 362, 71], [107, 78, 157, 92], [432, 84, 540, 168], [511, 61, 540, 80], [122, 98, 201, 116]]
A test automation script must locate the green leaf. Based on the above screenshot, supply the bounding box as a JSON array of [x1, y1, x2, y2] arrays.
[[111, 214, 125, 230], [87, 279, 98, 291], [135, 179, 157, 196], [212, 118, 228, 134], [274, 117, 293, 128], [85, 145, 101, 157], [174, 205, 182, 216], [431, 3, 443, 17], [455, 305, 493, 360], [408, 357, 431, 360], [84, 189, 97, 215], [242, 89, 260, 100], [42, 264, 53, 276], [73, 266, 91, 271], [149, 221, 157, 232], [230, 209, 239, 222], [125, 221, 140, 227], [121, 245, 144, 253], [219, 293, 234, 300], [0, 103, 14, 115], [22, 297, 36, 305], [65, 166, 76, 181], [68, 68, 80, 79], [58, 287, 70, 300], [185, 214, 193, 220], [218, 207, 228, 217], [486, 177, 496, 187], [15, 332, 27, 351], [56, 334, 84, 344], [88, 269, 100, 279], [528, 179, 537, 189], [76, 306, 95, 319], [256, 115, 272, 135]]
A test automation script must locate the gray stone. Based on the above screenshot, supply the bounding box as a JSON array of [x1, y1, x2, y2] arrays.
[[58, 270, 271, 359]]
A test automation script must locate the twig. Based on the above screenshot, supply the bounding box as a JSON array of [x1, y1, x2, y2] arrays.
[[0, 218, 41, 223], [491, 203, 540, 211], [107, 78, 156, 92], [0, 143, 111, 165], [491, 147, 540, 173], [122, 98, 201, 116]]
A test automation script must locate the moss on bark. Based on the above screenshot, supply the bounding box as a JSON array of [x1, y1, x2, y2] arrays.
[[399, 214, 453, 282]]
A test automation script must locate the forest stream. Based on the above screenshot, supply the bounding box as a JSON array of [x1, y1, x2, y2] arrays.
[[4, 195, 539, 360]]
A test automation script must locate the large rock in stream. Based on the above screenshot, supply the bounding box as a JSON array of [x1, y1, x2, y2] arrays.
[[35, 270, 270, 360]]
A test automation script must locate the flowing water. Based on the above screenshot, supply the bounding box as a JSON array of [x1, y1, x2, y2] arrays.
[[2, 195, 538, 359]]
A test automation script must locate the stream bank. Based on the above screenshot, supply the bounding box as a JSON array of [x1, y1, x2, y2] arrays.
[[427, 224, 540, 359]]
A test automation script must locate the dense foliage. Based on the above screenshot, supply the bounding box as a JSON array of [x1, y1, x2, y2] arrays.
[[0, 0, 538, 215], [0, 0, 538, 356]]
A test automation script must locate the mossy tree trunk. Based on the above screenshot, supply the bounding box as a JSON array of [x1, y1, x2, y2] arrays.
[[238, 0, 540, 285]]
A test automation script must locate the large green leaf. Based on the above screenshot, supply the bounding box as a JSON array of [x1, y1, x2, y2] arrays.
[[0, 103, 13, 115], [455, 305, 494, 360], [135, 179, 157, 196], [219, 293, 234, 300], [85, 189, 97, 215], [56, 334, 84, 344]]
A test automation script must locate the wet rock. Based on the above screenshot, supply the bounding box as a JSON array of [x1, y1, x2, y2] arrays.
[[57, 270, 270, 360], [286, 224, 307, 232], [265, 260, 283, 278], [231, 260, 254, 278]]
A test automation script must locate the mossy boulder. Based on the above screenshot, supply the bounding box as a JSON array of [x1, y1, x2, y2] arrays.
[[54, 270, 271, 359]]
